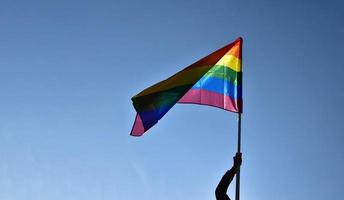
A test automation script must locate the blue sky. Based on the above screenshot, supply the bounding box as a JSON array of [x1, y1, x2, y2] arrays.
[[1, 0, 344, 199]]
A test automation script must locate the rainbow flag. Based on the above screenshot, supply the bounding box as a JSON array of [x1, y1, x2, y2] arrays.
[[131, 37, 243, 136]]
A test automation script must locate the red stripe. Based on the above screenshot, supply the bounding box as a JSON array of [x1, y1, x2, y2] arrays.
[[178, 89, 242, 112], [187, 38, 242, 69], [225, 38, 242, 59]]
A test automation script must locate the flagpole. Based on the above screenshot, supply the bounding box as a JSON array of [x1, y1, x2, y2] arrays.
[[235, 113, 241, 200]]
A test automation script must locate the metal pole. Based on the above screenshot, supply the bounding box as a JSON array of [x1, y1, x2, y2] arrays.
[[235, 113, 241, 200]]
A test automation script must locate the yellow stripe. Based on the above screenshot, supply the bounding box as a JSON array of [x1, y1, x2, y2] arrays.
[[216, 54, 242, 72]]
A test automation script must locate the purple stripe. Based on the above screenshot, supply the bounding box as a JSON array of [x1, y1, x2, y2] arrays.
[[130, 114, 145, 136], [178, 89, 242, 112]]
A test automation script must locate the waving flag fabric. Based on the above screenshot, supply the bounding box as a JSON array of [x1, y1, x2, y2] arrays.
[[131, 37, 243, 136]]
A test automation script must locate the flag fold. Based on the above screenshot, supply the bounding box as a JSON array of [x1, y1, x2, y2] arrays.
[[131, 37, 243, 136]]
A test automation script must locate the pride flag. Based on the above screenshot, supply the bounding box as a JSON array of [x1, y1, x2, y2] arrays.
[[131, 37, 243, 136]]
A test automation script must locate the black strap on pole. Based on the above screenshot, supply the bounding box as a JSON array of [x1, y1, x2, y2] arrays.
[[235, 113, 242, 200]]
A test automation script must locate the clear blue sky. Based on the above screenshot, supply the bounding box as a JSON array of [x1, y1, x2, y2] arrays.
[[1, 0, 343, 199]]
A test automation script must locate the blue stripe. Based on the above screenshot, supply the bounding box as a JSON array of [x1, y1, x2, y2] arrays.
[[138, 105, 172, 130], [138, 76, 242, 131], [192, 76, 242, 99]]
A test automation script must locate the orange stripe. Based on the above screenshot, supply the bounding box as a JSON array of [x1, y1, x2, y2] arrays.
[[188, 38, 241, 69], [225, 42, 241, 59]]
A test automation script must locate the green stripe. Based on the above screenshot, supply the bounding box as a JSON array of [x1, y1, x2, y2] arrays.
[[203, 65, 242, 85], [132, 65, 242, 112], [132, 84, 194, 112], [134, 64, 242, 99], [132, 65, 243, 112]]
